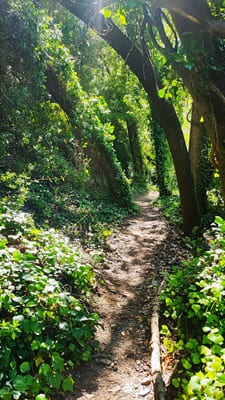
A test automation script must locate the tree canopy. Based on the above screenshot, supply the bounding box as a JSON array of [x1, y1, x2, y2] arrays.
[[51, 0, 225, 233], [1, 1, 225, 399]]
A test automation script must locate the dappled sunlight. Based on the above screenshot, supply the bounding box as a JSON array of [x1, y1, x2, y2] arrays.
[[68, 192, 185, 399]]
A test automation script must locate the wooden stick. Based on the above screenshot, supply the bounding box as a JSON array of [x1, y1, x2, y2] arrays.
[[150, 275, 167, 400]]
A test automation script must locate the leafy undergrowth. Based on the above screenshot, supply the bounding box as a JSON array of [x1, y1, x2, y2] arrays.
[[154, 194, 182, 230], [160, 216, 225, 399], [0, 174, 136, 247], [0, 202, 99, 399]]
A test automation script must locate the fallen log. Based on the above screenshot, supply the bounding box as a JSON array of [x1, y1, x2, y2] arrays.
[[150, 276, 167, 400]]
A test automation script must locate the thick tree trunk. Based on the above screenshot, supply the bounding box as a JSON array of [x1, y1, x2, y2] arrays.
[[57, 0, 200, 234], [113, 120, 131, 177], [45, 67, 132, 206], [211, 98, 225, 203], [126, 118, 144, 178], [152, 0, 225, 38], [151, 111, 171, 196], [170, 7, 225, 207], [189, 103, 211, 212]]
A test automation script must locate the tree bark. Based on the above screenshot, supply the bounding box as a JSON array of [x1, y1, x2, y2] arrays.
[[126, 118, 144, 178], [112, 120, 131, 177], [152, 0, 225, 38], [169, 5, 225, 206], [56, 0, 200, 234], [189, 103, 211, 212], [151, 112, 171, 196]]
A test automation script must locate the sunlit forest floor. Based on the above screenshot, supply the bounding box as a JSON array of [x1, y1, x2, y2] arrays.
[[64, 192, 187, 400]]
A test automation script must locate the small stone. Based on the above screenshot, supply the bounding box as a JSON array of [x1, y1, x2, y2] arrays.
[[99, 358, 112, 366], [141, 376, 151, 386], [108, 385, 121, 394], [136, 360, 141, 365], [139, 387, 151, 396]]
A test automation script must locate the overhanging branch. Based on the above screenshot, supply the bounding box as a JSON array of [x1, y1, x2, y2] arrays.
[[151, 0, 225, 38]]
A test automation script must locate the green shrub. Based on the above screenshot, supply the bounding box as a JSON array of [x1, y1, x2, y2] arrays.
[[0, 203, 99, 399], [160, 216, 225, 399]]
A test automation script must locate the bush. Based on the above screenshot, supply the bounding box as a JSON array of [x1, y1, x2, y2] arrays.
[[160, 216, 225, 399], [0, 203, 99, 399]]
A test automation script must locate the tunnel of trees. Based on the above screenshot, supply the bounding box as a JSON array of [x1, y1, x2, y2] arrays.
[[1, 0, 225, 399], [1, 0, 225, 233]]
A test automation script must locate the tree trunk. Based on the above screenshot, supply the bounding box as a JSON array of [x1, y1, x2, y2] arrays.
[[57, 0, 200, 234], [211, 98, 225, 203], [151, 111, 171, 196], [170, 6, 225, 207], [113, 120, 132, 177], [126, 118, 144, 178], [152, 0, 225, 38], [189, 103, 211, 212]]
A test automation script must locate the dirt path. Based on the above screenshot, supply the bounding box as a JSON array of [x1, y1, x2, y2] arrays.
[[66, 192, 184, 400]]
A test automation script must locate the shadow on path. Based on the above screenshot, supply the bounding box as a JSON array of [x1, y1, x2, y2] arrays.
[[63, 192, 185, 400]]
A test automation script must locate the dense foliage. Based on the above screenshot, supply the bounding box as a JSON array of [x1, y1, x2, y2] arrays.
[[0, 201, 99, 399], [161, 217, 225, 399], [1, 0, 225, 398], [0, 0, 142, 240]]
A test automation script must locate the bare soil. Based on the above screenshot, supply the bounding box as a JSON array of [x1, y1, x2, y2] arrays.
[[65, 191, 186, 400]]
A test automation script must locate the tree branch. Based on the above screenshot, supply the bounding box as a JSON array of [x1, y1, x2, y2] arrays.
[[154, 9, 178, 53], [151, 0, 225, 38]]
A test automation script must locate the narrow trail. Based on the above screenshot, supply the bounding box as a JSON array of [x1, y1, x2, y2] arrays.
[[66, 192, 185, 400]]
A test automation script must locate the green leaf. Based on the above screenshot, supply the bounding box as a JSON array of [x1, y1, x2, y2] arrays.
[[19, 361, 30, 373], [187, 375, 201, 394], [0, 387, 12, 400], [160, 325, 170, 337], [191, 303, 201, 314], [103, 9, 112, 18], [62, 377, 74, 392], [172, 378, 180, 388], [49, 372, 63, 389], [52, 354, 64, 371], [207, 331, 224, 344], [72, 328, 84, 340], [0, 238, 7, 249], [119, 14, 127, 25], [23, 252, 36, 260], [31, 340, 40, 350], [181, 358, 192, 369], [13, 375, 32, 391], [191, 352, 201, 365], [158, 88, 165, 98], [35, 395, 48, 400], [185, 338, 199, 351], [81, 350, 91, 361], [26, 300, 36, 307], [39, 363, 51, 378], [10, 360, 17, 369], [217, 374, 225, 384]]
